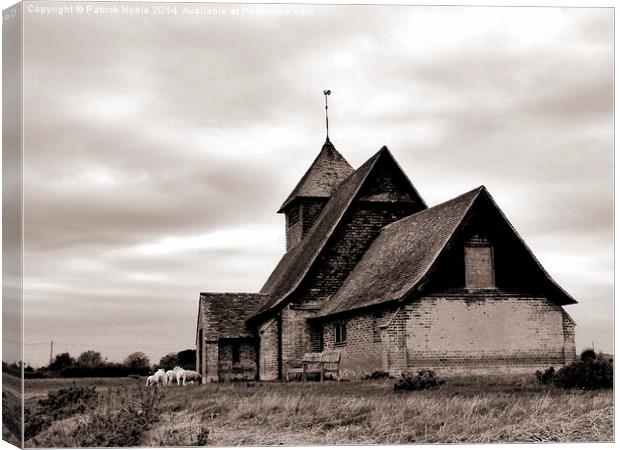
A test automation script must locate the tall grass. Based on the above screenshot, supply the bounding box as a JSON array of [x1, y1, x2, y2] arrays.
[[25, 375, 613, 447]]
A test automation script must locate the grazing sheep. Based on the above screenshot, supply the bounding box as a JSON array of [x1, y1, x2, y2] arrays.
[[165, 366, 184, 386], [146, 375, 157, 386], [177, 370, 202, 385], [147, 369, 166, 385]]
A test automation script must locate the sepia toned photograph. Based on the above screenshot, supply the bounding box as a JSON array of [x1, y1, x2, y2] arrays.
[[2, 1, 614, 447]]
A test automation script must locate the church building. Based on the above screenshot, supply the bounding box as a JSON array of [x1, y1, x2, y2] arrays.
[[195, 137, 577, 381]]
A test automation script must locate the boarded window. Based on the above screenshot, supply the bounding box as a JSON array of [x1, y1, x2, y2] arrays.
[[465, 235, 495, 288], [232, 342, 240, 365], [334, 321, 347, 345]]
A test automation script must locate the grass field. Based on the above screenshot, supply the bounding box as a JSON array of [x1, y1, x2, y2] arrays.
[[22, 374, 613, 447]]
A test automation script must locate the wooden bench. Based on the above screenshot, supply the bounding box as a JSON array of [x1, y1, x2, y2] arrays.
[[285, 351, 341, 382]]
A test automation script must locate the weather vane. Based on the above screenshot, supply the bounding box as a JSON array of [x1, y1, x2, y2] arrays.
[[323, 89, 331, 140]]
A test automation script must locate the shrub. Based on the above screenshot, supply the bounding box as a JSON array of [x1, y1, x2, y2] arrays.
[[580, 349, 597, 362], [535, 367, 555, 385], [38, 385, 99, 420], [553, 356, 613, 390], [24, 385, 100, 441], [24, 407, 50, 440], [394, 369, 445, 392], [363, 370, 391, 380], [70, 388, 161, 447]]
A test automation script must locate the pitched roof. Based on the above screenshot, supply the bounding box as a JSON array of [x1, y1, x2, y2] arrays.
[[315, 186, 576, 319], [199, 293, 268, 340], [253, 146, 425, 322], [278, 138, 354, 212]]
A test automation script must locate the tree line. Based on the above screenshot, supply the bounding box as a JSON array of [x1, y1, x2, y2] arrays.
[[6, 349, 196, 378]]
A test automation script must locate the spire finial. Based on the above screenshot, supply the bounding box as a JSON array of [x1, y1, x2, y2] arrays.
[[323, 89, 331, 140]]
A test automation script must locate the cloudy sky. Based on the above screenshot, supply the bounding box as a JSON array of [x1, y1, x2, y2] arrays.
[[17, 3, 612, 367]]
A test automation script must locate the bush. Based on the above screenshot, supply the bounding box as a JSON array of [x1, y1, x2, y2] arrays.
[[24, 385, 100, 441], [363, 370, 391, 380], [24, 407, 50, 440], [580, 349, 597, 362], [70, 388, 161, 447], [553, 356, 613, 390], [394, 369, 445, 392], [38, 385, 99, 419], [535, 367, 555, 385]]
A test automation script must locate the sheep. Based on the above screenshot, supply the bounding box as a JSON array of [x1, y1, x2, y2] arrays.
[[177, 369, 202, 386], [147, 368, 166, 386], [165, 366, 184, 386]]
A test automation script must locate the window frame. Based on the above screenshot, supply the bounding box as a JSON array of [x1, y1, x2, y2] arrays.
[[334, 320, 347, 345]]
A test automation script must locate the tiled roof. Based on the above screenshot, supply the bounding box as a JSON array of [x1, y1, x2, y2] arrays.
[[316, 187, 482, 318], [278, 138, 354, 212], [315, 186, 577, 319], [199, 293, 268, 340]]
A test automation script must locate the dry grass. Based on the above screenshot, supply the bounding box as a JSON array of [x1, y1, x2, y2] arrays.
[[23, 374, 613, 447]]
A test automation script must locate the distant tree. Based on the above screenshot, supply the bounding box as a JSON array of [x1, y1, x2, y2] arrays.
[[49, 353, 75, 371], [76, 350, 105, 368], [159, 353, 179, 370], [124, 352, 150, 370], [177, 349, 196, 370], [580, 349, 597, 362]]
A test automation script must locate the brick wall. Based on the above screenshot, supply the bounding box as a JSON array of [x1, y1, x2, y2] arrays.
[[218, 340, 257, 381], [319, 295, 575, 378], [562, 310, 577, 364], [258, 317, 279, 380], [322, 309, 397, 379], [295, 203, 417, 305], [403, 295, 570, 373]]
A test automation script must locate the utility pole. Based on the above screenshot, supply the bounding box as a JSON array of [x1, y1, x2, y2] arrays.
[[49, 340, 54, 366]]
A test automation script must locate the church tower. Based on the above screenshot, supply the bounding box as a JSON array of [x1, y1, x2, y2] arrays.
[[278, 138, 353, 250]]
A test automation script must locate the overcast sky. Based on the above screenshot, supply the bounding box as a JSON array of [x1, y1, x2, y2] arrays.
[[17, 4, 612, 367]]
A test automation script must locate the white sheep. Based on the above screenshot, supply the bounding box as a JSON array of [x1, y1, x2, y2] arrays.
[[165, 366, 184, 386], [177, 369, 202, 385], [147, 368, 166, 386]]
